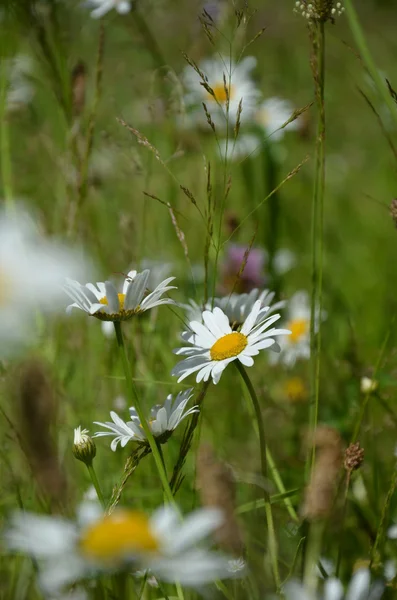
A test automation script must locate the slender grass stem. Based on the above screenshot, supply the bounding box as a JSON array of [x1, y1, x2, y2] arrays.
[[235, 361, 281, 591], [344, 0, 397, 131], [303, 521, 324, 593], [113, 321, 175, 506], [308, 19, 326, 479], [335, 471, 351, 577], [86, 463, 106, 509], [370, 463, 397, 566]]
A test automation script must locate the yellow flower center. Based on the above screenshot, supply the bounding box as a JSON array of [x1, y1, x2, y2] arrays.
[[285, 377, 307, 403], [287, 318, 308, 344], [210, 332, 248, 361], [209, 82, 235, 104], [99, 293, 126, 311], [79, 510, 159, 563]]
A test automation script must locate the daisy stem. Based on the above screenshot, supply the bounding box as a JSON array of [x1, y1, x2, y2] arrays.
[[308, 18, 326, 480], [86, 463, 106, 509], [235, 362, 281, 591], [113, 321, 176, 507]]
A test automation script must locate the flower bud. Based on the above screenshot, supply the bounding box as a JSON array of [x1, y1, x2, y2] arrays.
[[360, 376, 378, 395], [73, 427, 96, 466]]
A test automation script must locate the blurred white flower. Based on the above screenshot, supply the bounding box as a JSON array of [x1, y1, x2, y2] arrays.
[[0, 207, 89, 357], [219, 133, 261, 162], [5, 55, 34, 113], [94, 389, 198, 450], [113, 395, 127, 411], [270, 291, 323, 368], [65, 269, 176, 322], [256, 97, 299, 141], [139, 259, 173, 289], [182, 55, 261, 129], [284, 568, 384, 600], [273, 248, 296, 275], [5, 502, 232, 594], [172, 300, 289, 385], [360, 376, 378, 394], [85, 0, 132, 19]]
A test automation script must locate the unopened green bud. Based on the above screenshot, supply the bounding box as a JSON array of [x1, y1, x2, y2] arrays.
[[73, 426, 96, 466]]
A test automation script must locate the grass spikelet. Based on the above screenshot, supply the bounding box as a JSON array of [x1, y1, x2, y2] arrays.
[[71, 60, 87, 117]]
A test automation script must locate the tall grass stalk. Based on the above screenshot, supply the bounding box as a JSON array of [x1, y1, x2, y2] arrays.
[[113, 321, 176, 507], [309, 20, 326, 477], [235, 361, 281, 592]]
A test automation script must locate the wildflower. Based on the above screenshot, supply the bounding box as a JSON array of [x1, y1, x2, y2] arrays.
[[5, 502, 232, 594], [85, 0, 132, 19], [256, 97, 300, 141], [5, 55, 34, 113], [270, 291, 320, 368], [360, 376, 378, 394], [284, 377, 307, 402], [284, 568, 384, 599], [182, 55, 260, 129], [220, 244, 266, 292], [101, 321, 115, 339], [219, 134, 261, 162], [172, 300, 290, 385], [65, 269, 176, 322], [73, 427, 96, 466], [0, 208, 89, 358], [293, 0, 344, 22], [93, 389, 198, 450]]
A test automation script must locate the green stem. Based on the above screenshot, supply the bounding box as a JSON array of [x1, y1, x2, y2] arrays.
[[235, 361, 281, 591], [303, 521, 324, 593], [344, 0, 397, 132], [335, 471, 351, 577], [86, 463, 106, 509], [113, 321, 175, 506], [309, 19, 326, 479], [370, 464, 397, 566]]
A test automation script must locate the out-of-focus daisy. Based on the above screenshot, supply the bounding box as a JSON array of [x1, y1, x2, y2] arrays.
[[65, 269, 176, 322], [5, 55, 34, 113], [219, 133, 261, 162], [284, 568, 384, 600], [255, 97, 299, 141], [5, 502, 232, 594], [273, 248, 296, 275], [182, 289, 285, 334], [101, 321, 115, 339], [93, 389, 198, 450], [182, 56, 261, 129], [360, 376, 378, 394], [284, 377, 307, 403], [84, 0, 132, 19], [0, 208, 89, 358], [172, 300, 290, 385], [270, 291, 319, 368], [139, 259, 173, 289]]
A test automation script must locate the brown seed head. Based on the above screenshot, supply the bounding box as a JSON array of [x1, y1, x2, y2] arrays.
[[344, 442, 364, 472]]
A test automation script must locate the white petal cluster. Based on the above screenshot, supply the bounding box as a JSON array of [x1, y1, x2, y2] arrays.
[[65, 269, 176, 322], [5, 502, 232, 594], [85, 0, 132, 19], [284, 568, 384, 600], [173, 300, 290, 385], [0, 208, 89, 357], [93, 389, 198, 450]]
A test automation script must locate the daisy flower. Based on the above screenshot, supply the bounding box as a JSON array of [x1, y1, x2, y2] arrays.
[[255, 97, 300, 141], [270, 291, 318, 368], [5, 502, 232, 595], [284, 568, 384, 600], [172, 300, 290, 385], [84, 0, 132, 19], [182, 55, 261, 129], [0, 208, 89, 358], [219, 133, 261, 162], [183, 288, 286, 332], [64, 269, 176, 322], [93, 389, 198, 450]]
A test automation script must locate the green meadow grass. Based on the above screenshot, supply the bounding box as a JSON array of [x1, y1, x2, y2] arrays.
[[2, 0, 397, 597]]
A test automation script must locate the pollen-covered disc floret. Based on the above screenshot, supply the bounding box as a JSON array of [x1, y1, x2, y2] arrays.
[[64, 269, 176, 322], [5, 502, 233, 594], [93, 389, 198, 450], [172, 299, 291, 385]]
